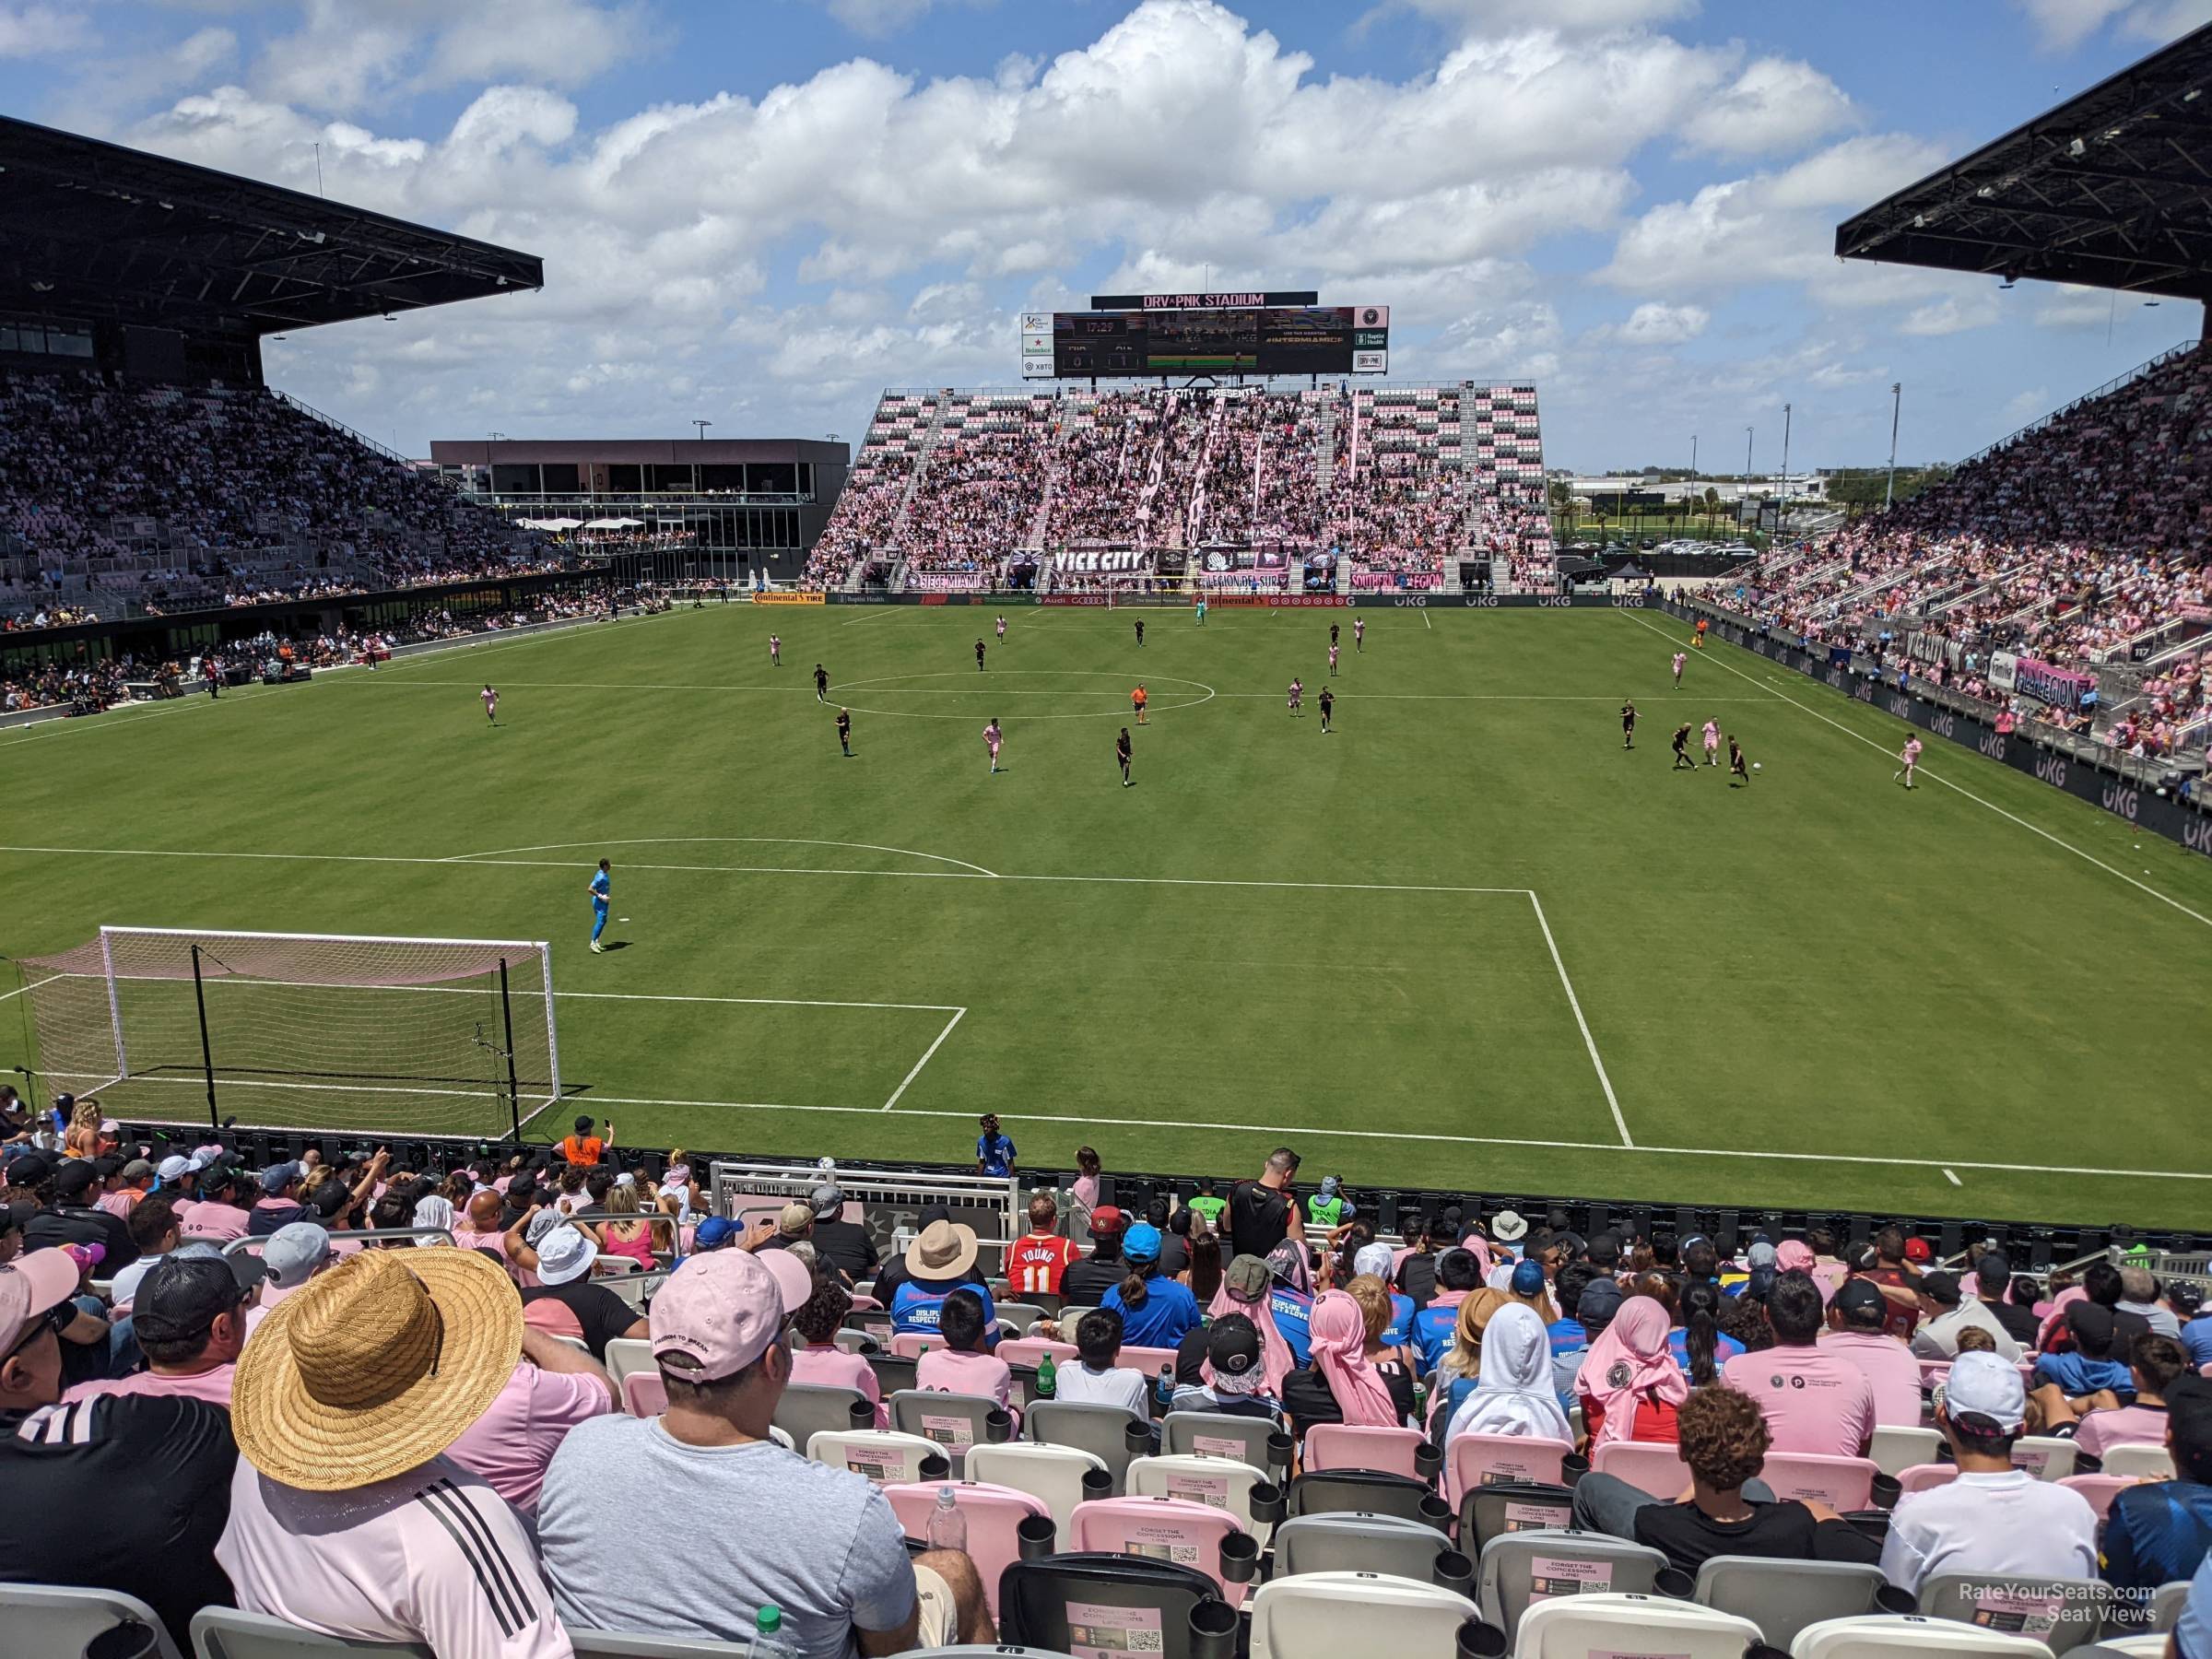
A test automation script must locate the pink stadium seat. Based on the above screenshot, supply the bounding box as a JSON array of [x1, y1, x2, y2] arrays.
[[621, 1371, 666, 1418], [1895, 1462, 1959, 1495], [1442, 1432, 1572, 1506], [1067, 1495, 1256, 1606], [1591, 1439, 1691, 1499], [2058, 1473, 2136, 1524], [889, 1332, 947, 1359], [884, 1480, 1051, 1618], [999, 1337, 1078, 1371], [1306, 1424, 1433, 1483], [1117, 1346, 1182, 1379]]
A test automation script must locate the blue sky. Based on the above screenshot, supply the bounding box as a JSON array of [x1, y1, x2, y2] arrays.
[[3, 0, 2205, 469]]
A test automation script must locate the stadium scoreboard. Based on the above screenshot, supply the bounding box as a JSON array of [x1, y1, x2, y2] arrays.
[[1018, 292, 1388, 380]]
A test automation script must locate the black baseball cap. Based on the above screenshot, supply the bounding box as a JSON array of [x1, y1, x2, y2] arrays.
[[1207, 1314, 1262, 1379], [1833, 1278, 1889, 1325], [51, 1159, 98, 1197], [4, 1151, 54, 1190], [132, 1248, 265, 1345], [1918, 1271, 1962, 1306], [1577, 1277, 1623, 1324], [1973, 1252, 2011, 1292]]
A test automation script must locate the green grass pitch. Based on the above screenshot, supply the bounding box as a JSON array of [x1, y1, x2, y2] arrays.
[[4, 600, 2209, 1227]]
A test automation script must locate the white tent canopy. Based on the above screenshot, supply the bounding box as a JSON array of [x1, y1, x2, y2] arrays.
[[583, 517, 644, 529]]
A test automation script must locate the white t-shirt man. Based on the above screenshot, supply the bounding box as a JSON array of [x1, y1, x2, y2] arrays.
[[1052, 1360, 1151, 1417], [1878, 1469, 2100, 1597], [217, 1454, 571, 1656]]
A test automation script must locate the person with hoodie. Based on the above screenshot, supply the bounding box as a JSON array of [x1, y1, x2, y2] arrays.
[[1282, 1288, 1409, 1439], [1581, 1295, 1691, 1446], [1430, 1288, 1508, 1433], [1100, 1222, 1202, 1349], [1175, 1253, 1295, 1394], [1446, 1302, 1574, 1446]]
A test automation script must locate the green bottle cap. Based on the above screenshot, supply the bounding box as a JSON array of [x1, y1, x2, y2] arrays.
[[757, 1606, 782, 1634]]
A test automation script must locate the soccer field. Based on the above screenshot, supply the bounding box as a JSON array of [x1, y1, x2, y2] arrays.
[[5, 600, 2209, 1227]]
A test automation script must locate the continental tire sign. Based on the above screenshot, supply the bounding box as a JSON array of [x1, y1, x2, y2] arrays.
[[756, 591, 826, 606]]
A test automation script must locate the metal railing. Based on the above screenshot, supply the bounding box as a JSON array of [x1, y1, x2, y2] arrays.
[[270, 388, 413, 467]]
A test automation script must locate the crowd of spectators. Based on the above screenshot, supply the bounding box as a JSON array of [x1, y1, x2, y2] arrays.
[[0, 368, 566, 629], [1725, 343, 2212, 754], [10, 1108, 2207, 1653], [805, 383, 1552, 594]]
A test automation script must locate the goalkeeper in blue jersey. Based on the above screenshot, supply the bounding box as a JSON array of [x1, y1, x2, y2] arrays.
[[588, 859, 612, 953]]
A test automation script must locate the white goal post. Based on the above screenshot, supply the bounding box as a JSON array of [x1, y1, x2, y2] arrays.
[[18, 926, 562, 1138]]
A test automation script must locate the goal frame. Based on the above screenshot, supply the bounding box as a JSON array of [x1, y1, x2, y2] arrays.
[[42, 925, 561, 1137]]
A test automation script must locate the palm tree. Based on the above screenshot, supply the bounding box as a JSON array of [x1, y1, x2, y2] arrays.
[[1702, 487, 1720, 533]]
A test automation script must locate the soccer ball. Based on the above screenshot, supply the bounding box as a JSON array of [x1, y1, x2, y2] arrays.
[[1751, 761, 1762, 771]]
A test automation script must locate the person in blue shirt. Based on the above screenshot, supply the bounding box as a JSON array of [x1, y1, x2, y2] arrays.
[[587, 858, 611, 953], [1411, 1248, 1484, 1377], [2101, 1374, 2212, 1629], [1101, 1223, 1203, 1349], [974, 1113, 1016, 1181], [2036, 1302, 2136, 1400], [1264, 1240, 1317, 1368], [1669, 1279, 1745, 1381], [2179, 1288, 2212, 1371], [1352, 1241, 1413, 1353], [891, 1218, 1002, 1347]]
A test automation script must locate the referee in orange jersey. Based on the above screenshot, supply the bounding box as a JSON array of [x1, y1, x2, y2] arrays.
[[1132, 683, 1148, 724]]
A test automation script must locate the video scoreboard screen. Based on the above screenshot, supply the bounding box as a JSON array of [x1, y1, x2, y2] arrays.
[[1020, 298, 1388, 379]]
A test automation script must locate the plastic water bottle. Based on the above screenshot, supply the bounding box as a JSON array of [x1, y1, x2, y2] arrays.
[[1034, 1353, 1056, 1399], [926, 1485, 968, 1552], [747, 1605, 796, 1659], [1156, 1363, 1175, 1407]]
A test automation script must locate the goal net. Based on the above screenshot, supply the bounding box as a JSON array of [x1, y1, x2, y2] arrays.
[[17, 927, 561, 1139]]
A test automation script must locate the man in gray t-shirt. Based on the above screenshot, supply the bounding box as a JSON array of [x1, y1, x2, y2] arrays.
[[537, 1249, 992, 1656]]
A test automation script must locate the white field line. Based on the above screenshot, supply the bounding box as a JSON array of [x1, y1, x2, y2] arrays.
[[359, 678, 1764, 703], [444, 836, 1000, 878], [1945, 1168, 1962, 1186], [0, 843, 1537, 898], [0, 974, 60, 1006], [881, 1006, 967, 1112], [1420, 607, 1432, 632], [49, 976, 962, 1014], [1528, 891, 1631, 1147], [1617, 610, 2212, 931], [533, 1090, 2212, 1186]]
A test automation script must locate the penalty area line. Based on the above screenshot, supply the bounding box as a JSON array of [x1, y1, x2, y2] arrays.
[[880, 1006, 967, 1112]]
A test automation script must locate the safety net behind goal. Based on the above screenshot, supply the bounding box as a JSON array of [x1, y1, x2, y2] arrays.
[[18, 927, 561, 1138]]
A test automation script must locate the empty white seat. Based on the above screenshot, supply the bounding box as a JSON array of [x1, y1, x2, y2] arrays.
[[1693, 1556, 1893, 1648], [2100, 1443, 2176, 1479], [1868, 1424, 1943, 1477], [2, 1583, 187, 1659], [803, 1428, 944, 1485], [1516, 1593, 1763, 1658], [1791, 1614, 2059, 1655], [1246, 1571, 1480, 1659], [192, 1606, 422, 1655], [966, 1441, 1110, 1530]]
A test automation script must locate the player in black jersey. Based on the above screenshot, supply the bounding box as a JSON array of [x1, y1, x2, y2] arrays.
[[1116, 727, 1133, 786]]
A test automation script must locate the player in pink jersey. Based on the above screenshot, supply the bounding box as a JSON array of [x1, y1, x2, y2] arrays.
[[1672, 652, 1687, 687], [1894, 735, 1923, 789], [1327, 642, 1340, 676], [983, 718, 1003, 773], [1701, 718, 1720, 766], [1288, 677, 1303, 715], [768, 633, 781, 666], [1353, 616, 1365, 652], [480, 684, 498, 724], [995, 614, 1006, 641]]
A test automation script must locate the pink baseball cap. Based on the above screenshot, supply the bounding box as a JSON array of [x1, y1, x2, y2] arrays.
[[0, 1249, 80, 1352], [650, 1249, 809, 1382]]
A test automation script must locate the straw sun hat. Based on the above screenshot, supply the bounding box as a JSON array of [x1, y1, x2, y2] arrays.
[[230, 1246, 522, 1491]]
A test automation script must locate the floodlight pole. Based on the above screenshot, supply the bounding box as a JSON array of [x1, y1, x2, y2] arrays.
[[1779, 404, 1793, 542], [1743, 426, 1754, 529], [1885, 382, 1903, 509]]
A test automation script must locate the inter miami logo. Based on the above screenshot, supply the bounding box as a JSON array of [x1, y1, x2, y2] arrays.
[[1607, 1362, 1633, 1389]]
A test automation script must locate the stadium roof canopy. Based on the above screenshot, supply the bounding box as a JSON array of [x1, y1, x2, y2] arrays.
[[1835, 23, 2212, 302], [0, 115, 543, 338]]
